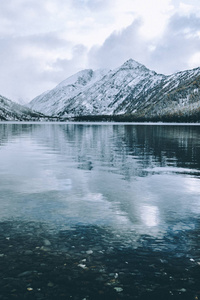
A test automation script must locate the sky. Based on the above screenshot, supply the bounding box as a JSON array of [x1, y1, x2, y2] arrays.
[[0, 0, 200, 103]]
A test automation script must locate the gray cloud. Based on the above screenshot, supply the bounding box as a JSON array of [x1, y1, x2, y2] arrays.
[[50, 44, 88, 85], [88, 19, 148, 70], [88, 13, 200, 75], [0, 2, 47, 36], [70, 0, 112, 11], [0, 33, 86, 102], [148, 14, 200, 74]]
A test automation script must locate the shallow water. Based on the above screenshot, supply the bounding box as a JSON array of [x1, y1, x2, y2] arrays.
[[1, 122, 200, 244]]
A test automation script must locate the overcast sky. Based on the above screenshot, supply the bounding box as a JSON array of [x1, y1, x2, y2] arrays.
[[0, 0, 200, 103]]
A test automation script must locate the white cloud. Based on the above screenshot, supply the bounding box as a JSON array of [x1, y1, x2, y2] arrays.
[[189, 52, 200, 69], [129, 0, 174, 38], [179, 0, 200, 15]]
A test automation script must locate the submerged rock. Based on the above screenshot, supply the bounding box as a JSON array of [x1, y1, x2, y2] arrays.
[[43, 239, 51, 246], [114, 287, 123, 292]]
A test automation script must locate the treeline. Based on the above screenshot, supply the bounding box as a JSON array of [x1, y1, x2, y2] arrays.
[[73, 112, 200, 123]]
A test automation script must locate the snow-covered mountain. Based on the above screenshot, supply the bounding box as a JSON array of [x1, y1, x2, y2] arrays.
[[0, 94, 45, 121], [122, 67, 200, 119], [28, 59, 200, 121], [28, 68, 109, 116]]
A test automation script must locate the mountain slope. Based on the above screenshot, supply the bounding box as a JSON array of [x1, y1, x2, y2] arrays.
[[28, 69, 109, 116], [120, 67, 200, 118], [0, 94, 45, 121]]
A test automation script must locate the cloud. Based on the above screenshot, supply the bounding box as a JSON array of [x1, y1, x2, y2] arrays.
[[88, 19, 149, 70], [148, 13, 200, 73], [88, 12, 200, 75], [70, 0, 113, 11], [0, 32, 87, 101]]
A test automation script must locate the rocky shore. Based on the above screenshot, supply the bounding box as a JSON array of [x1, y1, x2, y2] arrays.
[[0, 221, 200, 300]]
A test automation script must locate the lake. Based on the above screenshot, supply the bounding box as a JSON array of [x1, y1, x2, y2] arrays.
[[1, 122, 200, 299]]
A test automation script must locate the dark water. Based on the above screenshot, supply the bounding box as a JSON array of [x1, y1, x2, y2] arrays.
[[1, 122, 200, 299]]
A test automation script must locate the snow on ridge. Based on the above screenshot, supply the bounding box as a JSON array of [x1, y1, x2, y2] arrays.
[[57, 69, 93, 88], [120, 58, 143, 69], [57, 68, 110, 89]]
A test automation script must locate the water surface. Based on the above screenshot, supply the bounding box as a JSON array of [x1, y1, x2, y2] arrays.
[[1, 123, 200, 245]]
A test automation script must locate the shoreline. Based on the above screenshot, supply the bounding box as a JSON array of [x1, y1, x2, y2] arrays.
[[0, 121, 200, 126]]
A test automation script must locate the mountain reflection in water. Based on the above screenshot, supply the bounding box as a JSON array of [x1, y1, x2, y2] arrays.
[[0, 123, 200, 240]]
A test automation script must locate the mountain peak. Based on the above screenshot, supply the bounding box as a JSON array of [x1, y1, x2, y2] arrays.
[[121, 59, 143, 69]]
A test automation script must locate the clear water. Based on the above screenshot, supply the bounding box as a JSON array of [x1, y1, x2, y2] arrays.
[[0, 122, 200, 246]]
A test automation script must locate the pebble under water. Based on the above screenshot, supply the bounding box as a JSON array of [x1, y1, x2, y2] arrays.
[[1, 220, 200, 300]]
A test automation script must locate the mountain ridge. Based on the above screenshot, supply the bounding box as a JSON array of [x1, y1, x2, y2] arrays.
[[28, 59, 167, 118]]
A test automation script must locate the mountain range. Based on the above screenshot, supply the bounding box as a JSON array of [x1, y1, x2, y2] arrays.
[[1, 59, 200, 122]]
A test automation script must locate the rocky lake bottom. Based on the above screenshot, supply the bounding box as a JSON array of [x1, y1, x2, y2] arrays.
[[1, 221, 200, 300]]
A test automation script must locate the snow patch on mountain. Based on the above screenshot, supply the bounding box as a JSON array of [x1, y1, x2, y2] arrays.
[[28, 68, 109, 115]]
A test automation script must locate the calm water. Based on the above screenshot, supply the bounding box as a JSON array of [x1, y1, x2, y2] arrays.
[[0, 122, 200, 246]]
